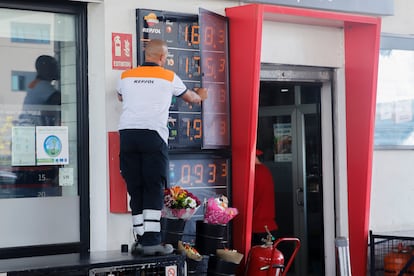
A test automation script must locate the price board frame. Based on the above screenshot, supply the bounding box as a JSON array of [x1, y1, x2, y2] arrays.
[[199, 8, 231, 149], [135, 8, 232, 242]]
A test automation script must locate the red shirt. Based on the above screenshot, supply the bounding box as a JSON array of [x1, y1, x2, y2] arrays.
[[252, 163, 278, 233]]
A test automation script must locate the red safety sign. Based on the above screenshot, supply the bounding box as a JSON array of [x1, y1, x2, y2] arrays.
[[112, 33, 132, 70]]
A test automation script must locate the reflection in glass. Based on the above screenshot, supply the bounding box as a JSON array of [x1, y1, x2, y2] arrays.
[[375, 49, 414, 147], [0, 9, 78, 198]]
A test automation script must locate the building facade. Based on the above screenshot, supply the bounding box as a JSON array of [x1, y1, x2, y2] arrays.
[[0, 0, 413, 275]]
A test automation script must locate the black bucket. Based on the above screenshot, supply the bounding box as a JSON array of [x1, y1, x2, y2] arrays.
[[207, 255, 238, 276], [195, 220, 228, 255], [187, 255, 209, 275], [161, 218, 186, 248]]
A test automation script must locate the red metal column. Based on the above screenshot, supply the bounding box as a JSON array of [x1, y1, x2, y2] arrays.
[[225, 4, 264, 258], [344, 20, 381, 276], [226, 4, 381, 275]]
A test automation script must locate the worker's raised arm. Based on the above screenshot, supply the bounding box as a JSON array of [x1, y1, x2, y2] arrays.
[[181, 87, 207, 104]]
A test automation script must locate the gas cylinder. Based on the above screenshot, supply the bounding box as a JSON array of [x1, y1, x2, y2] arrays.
[[384, 243, 410, 276], [245, 228, 300, 276]]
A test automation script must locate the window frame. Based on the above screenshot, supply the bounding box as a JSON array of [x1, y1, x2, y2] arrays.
[[0, 0, 89, 259]]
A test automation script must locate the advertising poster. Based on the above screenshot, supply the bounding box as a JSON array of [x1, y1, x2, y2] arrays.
[[273, 123, 292, 162], [36, 126, 69, 165]]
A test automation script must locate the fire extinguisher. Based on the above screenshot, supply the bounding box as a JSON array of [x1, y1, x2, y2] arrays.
[[245, 227, 301, 276]]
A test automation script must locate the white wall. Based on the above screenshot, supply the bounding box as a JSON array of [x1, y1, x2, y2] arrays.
[[381, 0, 414, 35], [88, 0, 239, 252], [261, 21, 344, 67], [86, 0, 414, 252], [369, 0, 414, 233], [371, 151, 414, 231]]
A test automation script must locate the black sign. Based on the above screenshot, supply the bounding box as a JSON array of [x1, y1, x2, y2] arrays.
[[168, 156, 230, 243], [169, 157, 229, 189], [136, 9, 231, 150], [136, 9, 232, 243]]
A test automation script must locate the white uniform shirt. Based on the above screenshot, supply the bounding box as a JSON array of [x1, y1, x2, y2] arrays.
[[117, 63, 187, 144]]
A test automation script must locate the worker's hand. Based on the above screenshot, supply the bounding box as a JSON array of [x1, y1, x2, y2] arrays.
[[194, 87, 208, 101]]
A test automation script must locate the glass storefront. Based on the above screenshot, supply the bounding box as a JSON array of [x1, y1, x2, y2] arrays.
[[0, 2, 88, 256], [0, 9, 78, 199]]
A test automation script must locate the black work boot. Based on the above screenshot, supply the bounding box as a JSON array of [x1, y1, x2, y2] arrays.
[[131, 235, 143, 256], [141, 243, 174, 256]]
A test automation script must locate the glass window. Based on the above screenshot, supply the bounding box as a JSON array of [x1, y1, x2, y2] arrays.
[[301, 84, 321, 104], [374, 35, 414, 148], [259, 82, 295, 106], [0, 6, 82, 249]]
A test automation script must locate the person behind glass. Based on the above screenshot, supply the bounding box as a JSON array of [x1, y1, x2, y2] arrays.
[[116, 39, 208, 256], [21, 55, 61, 126], [252, 149, 279, 246]]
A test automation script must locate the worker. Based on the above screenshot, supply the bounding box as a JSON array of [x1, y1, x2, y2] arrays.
[[252, 149, 279, 245], [116, 39, 207, 256]]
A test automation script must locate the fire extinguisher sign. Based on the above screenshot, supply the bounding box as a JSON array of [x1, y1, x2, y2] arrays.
[[112, 33, 132, 70]]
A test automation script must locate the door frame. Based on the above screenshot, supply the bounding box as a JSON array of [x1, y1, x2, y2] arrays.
[[260, 64, 336, 275]]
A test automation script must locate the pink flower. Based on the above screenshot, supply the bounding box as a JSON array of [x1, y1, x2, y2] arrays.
[[204, 196, 238, 224]]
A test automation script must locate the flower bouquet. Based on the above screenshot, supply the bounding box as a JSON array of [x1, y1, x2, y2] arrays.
[[162, 186, 201, 220], [204, 195, 238, 224]]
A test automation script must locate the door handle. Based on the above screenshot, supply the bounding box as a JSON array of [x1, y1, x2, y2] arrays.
[[296, 187, 304, 206]]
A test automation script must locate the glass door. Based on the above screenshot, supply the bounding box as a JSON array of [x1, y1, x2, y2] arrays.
[[0, 3, 88, 258], [257, 82, 325, 275]]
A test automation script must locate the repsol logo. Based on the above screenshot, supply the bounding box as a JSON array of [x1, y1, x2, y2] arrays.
[[142, 28, 161, 34], [134, 80, 154, 84]]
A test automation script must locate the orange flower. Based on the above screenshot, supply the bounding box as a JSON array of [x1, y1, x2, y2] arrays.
[[170, 185, 183, 198]]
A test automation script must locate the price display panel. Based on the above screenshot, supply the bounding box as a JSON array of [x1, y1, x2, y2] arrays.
[[167, 49, 201, 81], [137, 9, 202, 149], [168, 155, 230, 242], [199, 9, 231, 148], [136, 9, 230, 150], [167, 113, 202, 146]]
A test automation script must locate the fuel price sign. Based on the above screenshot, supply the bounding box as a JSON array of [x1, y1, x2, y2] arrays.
[[136, 9, 230, 149]]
